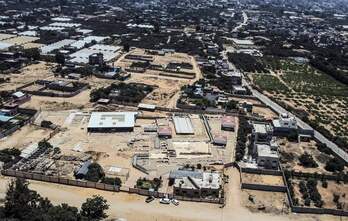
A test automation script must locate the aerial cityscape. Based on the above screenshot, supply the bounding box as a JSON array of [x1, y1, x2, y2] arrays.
[[0, 0, 347, 220]]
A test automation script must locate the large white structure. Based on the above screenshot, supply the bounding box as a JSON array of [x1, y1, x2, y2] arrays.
[[272, 113, 298, 133], [40, 39, 76, 55], [231, 38, 255, 49], [69, 44, 121, 64], [69, 36, 108, 50], [172, 115, 194, 135], [87, 112, 137, 132]]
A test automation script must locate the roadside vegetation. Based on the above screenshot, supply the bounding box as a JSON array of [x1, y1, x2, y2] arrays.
[[0, 178, 109, 221]]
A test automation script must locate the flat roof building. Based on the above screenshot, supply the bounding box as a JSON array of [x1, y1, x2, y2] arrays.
[[69, 44, 120, 64], [87, 112, 137, 132], [158, 126, 172, 138], [173, 115, 194, 135], [221, 116, 235, 131], [172, 169, 222, 198], [256, 144, 279, 169]]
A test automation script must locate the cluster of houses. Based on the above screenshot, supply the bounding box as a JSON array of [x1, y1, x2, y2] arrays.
[[248, 113, 312, 170]]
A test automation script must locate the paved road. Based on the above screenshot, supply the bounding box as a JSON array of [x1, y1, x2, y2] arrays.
[[232, 11, 248, 32], [246, 81, 348, 163]]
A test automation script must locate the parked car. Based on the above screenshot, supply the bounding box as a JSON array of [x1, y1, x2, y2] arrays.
[[145, 196, 155, 203], [171, 199, 179, 206], [159, 197, 170, 204]]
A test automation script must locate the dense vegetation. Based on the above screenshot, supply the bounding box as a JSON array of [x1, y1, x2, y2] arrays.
[[235, 117, 251, 161], [90, 82, 153, 103], [0, 178, 109, 221], [227, 52, 267, 73], [299, 152, 318, 168], [299, 179, 324, 208]]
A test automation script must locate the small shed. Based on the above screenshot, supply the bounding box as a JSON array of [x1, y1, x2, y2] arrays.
[[158, 126, 172, 138], [75, 160, 92, 179]]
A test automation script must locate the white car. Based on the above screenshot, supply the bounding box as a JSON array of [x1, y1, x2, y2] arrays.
[[171, 199, 179, 206], [159, 197, 171, 204]]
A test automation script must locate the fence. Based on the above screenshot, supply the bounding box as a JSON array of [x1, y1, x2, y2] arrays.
[[1, 169, 120, 192], [238, 164, 348, 216], [240, 167, 283, 176], [289, 170, 348, 182], [240, 183, 287, 192], [1, 169, 224, 204]]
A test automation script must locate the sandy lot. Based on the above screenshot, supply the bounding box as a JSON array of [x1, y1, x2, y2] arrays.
[[242, 173, 285, 186], [0, 62, 55, 91], [22, 89, 93, 111], [0, 125, 51, 150]]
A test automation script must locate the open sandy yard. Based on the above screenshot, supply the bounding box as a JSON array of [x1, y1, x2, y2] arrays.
[[0, 62, 56, 91], [241, 189, 289, 214], [126, 74, 188, 107], [208, 115, 237, 162], [242, 173, 285, 186], [0, 124, 51, 150], [44, 111, 155, 186], [22, 89, 92, 111]]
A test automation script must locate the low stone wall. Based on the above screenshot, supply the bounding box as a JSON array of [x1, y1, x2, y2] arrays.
[[240, 166, 283, 176], [1, 170, 120, 192], [241, 183, 287, 192], [291, 206, 348, 216]]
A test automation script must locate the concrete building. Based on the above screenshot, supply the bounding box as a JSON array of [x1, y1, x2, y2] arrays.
[[213, 135, 227, 146], [221, 71, 242, 85], [87, 112, 137, 132], [255, 144, 279, 169], [158, 127, 172, 138], [252, 122, 273, 143], [272, 113, 298, 134], [231, 38, 255, 49], [221, 116, 235, 131], [89, 52, 104, 66], [170, 169, 222, 198]]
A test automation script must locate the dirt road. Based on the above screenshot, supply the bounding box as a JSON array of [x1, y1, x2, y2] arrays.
[[0, 171, 344, 221]]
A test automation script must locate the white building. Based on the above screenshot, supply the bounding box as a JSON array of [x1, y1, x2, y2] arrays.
[[256, 144, 279, 169], [87, 112, 137, 132], [272, 113, 298, 133], [171, 170, 222, 198]]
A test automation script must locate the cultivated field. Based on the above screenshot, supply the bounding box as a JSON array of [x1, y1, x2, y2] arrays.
[[250, 58, 348, 150]]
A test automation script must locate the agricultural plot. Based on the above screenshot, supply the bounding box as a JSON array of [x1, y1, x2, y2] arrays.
[[290, 178, 348, 210], [251, 58, 348, 150]]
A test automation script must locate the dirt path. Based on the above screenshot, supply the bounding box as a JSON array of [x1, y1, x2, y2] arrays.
[[0, 174, 343, 221]]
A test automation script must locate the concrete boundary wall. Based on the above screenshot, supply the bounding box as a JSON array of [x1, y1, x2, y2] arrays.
[[1, 169, 223, 204], [241, 183, 287, 192], [240, 167, 283, 176]]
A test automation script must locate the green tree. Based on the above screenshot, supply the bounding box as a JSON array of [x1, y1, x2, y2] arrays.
[[80, 195, 109, 220], [3, 178, 40, 219], [38, 139, 53, 150], [47, 203, 80, 221], [24, 48, 40, 61], [85, 163, 104, 182]]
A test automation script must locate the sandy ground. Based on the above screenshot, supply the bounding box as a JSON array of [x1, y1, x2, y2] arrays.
[[0, 168, 345, 221], [0, 62, 55, 91], [0, 125, 51, 150], [22, 89, 93, 111], [242, 173, 284, 186]]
